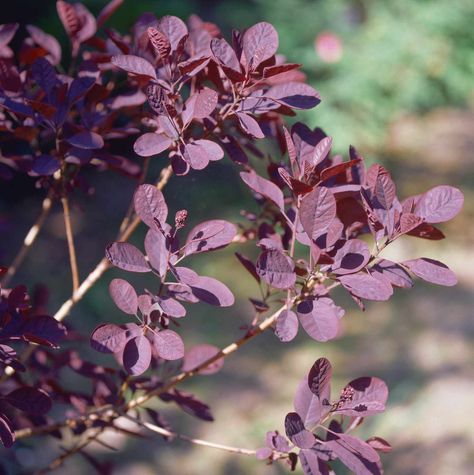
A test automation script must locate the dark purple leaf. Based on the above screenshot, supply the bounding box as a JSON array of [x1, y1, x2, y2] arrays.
[[144, 229, 168, 277], [210, 37, 244, 81], [134, 183, 168, 229], [21, 315, 66, 347], [339, 272, 393, 301], [284, 412, 316, 449], [150, 329, 184, 360], [111, 54, 157, 79], [275, 309, 298, 342], [366, 164, 396, 210], [406, 222, 445, 240], [66, 131, 104, 150], [263, 63, 301, 78], [415, 185, 463, 223], [0, 415, 14, 448], [308, 358, 332, 398], [178, 56, 209, 76], [236, 112, 265, 139], [221, 135, 249, 164], [331, 239, 370, 275], [134, 133, 172, 157], [90, 324, 127, 354], [109, 279, 138, 315], [243, 22, 278, 68], [30, 154, 60, 176], [185, 219, 236, 256], [240, 171, 285, 211], [105, 242, 150, 273], [147, 27, 171, 59], [267, 82, 321, 109], [123, 335, 152, 375], [299, 449, 329, 475], [297, 298, 341, 342], [5, 387, 52, 415], [182, 344, 224, 375], [300, 187, 336, 241], [334, 377, 388, 417], [31, 57, 56, 94], [235, 252, 260, 283], [402, 258, 457, 286], [256, 249, 296, 289]]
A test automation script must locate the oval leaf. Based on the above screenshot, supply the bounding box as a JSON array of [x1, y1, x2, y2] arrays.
[[109, 278, 138, 315], [105, 242, 150, 273]]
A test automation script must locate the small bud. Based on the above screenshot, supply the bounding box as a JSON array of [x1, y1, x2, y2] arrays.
[[175, 209, 188, 229]]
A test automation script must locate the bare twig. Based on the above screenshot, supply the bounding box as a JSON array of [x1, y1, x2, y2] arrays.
[[61, 195, 79, 292], [1, 191, 54, 288]]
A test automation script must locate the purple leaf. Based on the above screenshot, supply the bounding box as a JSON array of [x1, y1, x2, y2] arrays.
[[256, 249, 296, 289], [185, 219, 237, 256], [299, 449, 329, 475], [371, 259, 412, 289], [402, 258, 457, 286], [183, 140, 224, 170], [26, 25, 61, 65], [4, 387, 52, 415], [240, 171, 285, 211], [182, 344, 224, 375], [144, 229, 168, 277], [156, 16, 188, 52], [284, 412, 316, 449], [267, 82, 321, 110], [300, 187, 336, 241], [105, 242, 150, 273], [210, 37, 244, 81], [111, 54, 157, 79], [325, 433, 381, 475], [66, 131, 104, 150], [147, 27, 171, 60], [183, 87, 218, 124], [20, 315, 67, 348], [243, 22, 278, 68], [156, 296, 186, 318], [123, 335, 152, 375], [150, 329, 184, 360], [189, 275, 235, 307], [31, 58, 56, 94], [0, 415, 14, 448], [30, 154, 60, 176], [366, 164, 396, 210], [134, 184, 168, 231], [90, 324, 127, 354], [256, 447, 273, 460], [331, 239, 370, 275], [263, 63, 301, 78], [109, 278, 138, 315], [265, 430, 291, 452], [134, 133, 172, 157], [235, 252, 260, 282], [275, 309, 299, 342], [97, 0, 124, 28], [236, 112, 265, 139], [297, 298, 341, 342], [339, 272, 393, 301], [415, 185, 463, 223], [67, 76, 96, 105], [334, 377, 388, 417], [294, 376, 331, 428], [308, 358, 332, 398]]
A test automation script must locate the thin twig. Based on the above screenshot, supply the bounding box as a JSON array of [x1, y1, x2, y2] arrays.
[[61, 195, 79, 292], [123, 414, 257, 456], [1, 191, 54, 288]]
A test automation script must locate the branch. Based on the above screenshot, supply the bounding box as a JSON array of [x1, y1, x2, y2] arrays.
[[123, 414, 257, 456], [61, 195, 79, 293], [1, 191, 54, 288]]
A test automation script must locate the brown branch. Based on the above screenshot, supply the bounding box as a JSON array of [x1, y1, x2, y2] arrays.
[[122, 414, 257, 456], [61, 195, 80, 293], [1, 191, 54, 288]]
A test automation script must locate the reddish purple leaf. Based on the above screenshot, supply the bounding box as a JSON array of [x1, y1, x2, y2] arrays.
[[134, 133, 172, 157], [339, 272, 393, 301], [210, 37, 244, 81], [182, 344, 224, 375], [331, 239, 370, 275], [133, 183, 168, 229], [109, 278, 138, 315], [267, 82, 321, 110], [97, 0, 124, 28], [256, 249, 296, 289], [105, 242, 150, 273], [299, 449, 329, 475], [366, 164, 396, 210], [123, 335, 152, 375], [147, 27, 171, 60], [189, 275, 235, 307], [66, 131, 104, 150], [334, 377, 388, 417], [156, 16, 188, 52], [240, 171, 285, 211], [111, 55, 157, 79], [284, 412, 316, 449], [150, 329, 184, 360], [300, 187, 336, 241], [415, 185, 463, 223], [185, 219, 237, 256], [366, 437, 392, 453], [20, 315, 66, 348], [184, 140, 224, 170], [275, 309, 299, 342], [371, 259, 412, 289], [235, 252, 260, 283], [144, 229, 168, 277], [183, 87, 218, 124], [263, 63, 301, 79], [5, 387, 52, 415], [297, 298, 341, 342], [308, 358, 332, 398], [90, 323, 127, 354], [236, 112, 265, 139], [243, 22, 278, 68], [402, 258, 457, 286], [26, 25, 61, 65]]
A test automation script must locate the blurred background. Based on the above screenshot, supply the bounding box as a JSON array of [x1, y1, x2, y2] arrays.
[[1, 0, 473, 474]]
